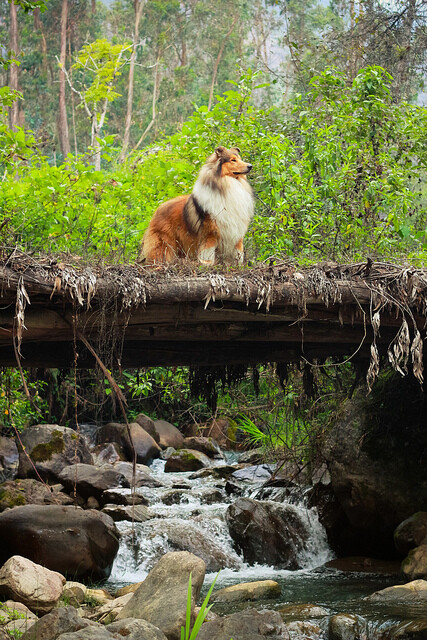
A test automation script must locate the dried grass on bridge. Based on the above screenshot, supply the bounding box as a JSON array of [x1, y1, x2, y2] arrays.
[[0, 251, 426, 388]]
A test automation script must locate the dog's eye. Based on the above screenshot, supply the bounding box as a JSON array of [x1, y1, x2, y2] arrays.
[[231, 158, 237, 162]]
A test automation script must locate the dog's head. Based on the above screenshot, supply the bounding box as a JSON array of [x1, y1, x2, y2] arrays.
[[211, 146, 252, 178]]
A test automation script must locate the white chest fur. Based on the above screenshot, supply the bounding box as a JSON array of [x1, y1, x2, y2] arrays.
[[192, 177, 254, 257]]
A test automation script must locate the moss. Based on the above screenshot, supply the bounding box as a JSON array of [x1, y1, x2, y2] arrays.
[[30, 433, 65, 462], [226, 419, 238, 443], [0, 489, 26, 508]]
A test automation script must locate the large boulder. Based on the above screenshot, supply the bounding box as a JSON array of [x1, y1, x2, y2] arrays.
[[402, 545, 427, 580], [0, 436, 19, 480], [116, 551, 206, 640], [0, 504, 120, 581], [17, 425, 93, 482], [0, 556, 65, 615], [133, 413, 159, 443], [0, 478, 73, 511], [394, 513, 427, 556], [164, 449, 211, 472], [204, 417, 240, 449], [97, 422, 160, 465], [154, 420, 184, 449], [58, 464, 130, 501], [322, 376, 427, 557], [226, 498, 309, 568], [196, 608, 286, 640]]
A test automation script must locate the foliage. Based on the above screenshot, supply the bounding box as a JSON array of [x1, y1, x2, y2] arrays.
[[181, 572, 227, 640], [0, 369, 48, 433], [1, 65, 425, 263]]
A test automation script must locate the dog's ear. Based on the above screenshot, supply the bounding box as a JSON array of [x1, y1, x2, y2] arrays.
[[215, 146, 226, 158], [231, 146, 241, 155]]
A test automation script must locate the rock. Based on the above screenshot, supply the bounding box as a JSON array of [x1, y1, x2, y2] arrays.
[[402, 545, 427, 580], [279, 603, 329, 620], [112, 461, 163, 488], [366, 579, 427, 603], [0, 600, 37, 621], [101, 504, 152, 523], [212, 580, 281, 603], [20, 606, 92, 640], [329, 614, 366, 640], [115, 583, 142, 597], [85, 589, 114, 606], [226, 498, 309, 568], [102, 488, 148, 506], [322, 377, 427, 557], [204, 417, 240, 449], [133, 413, 159, 443], [0, 478, 73, 511], [107, 618, 168, 640], [97, 422, 160, 465], [17, 425, 93, 482], [161, 489, 191, 505], [196, 608, 286, 640], [164, 449, 211, 472], [85, 496, 100, 509], [58, 463, 130, 500], [144, 519, 240, 571], [231, 464, 275, 483], [286, 620, 322, 638], [388, 619, 427, 639], [238, 448, 264, 463], [0, 504, 120, 581], [63, 581, 87, 606], [0, 555, 65, 615], [4, 617, 36, 635], [89, 593, 133, 624], [0, 600, 37, 637], [180, 437, 222, 458], [91, 443, 125, 466], [117, 551, 206, 640], [154, 420, 184, 449], [0, 436, 19, 479], [54, 628, 114, 639], [395, 513, 427, 556]]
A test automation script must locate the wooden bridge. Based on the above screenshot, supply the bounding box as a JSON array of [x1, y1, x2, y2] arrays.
[[0, 255, 425, 385]]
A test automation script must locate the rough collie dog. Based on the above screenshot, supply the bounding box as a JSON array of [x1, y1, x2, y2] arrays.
[[139, 146, 254, 265]]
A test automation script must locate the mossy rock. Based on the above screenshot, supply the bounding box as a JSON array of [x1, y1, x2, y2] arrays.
[[30, 432, 65, 462], [164, 449, 210, 472]]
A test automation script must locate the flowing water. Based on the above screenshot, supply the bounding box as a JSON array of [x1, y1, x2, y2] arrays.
[[105, 454, 423, 638]]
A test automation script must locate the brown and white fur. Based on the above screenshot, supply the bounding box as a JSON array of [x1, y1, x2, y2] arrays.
[[139, 146, 254, 265]]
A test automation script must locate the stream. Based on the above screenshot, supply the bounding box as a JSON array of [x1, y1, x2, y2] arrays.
[[101, 451, 424, 638]]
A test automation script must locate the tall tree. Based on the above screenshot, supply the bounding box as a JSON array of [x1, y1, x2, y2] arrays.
[[58, 0, 70, 157], [119, 0, 145, 161], [8, 0, 19, 129]]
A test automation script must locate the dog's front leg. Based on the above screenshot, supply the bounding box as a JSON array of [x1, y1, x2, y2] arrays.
[[235, 238, 244, 265], [198, 239, 217, 265]]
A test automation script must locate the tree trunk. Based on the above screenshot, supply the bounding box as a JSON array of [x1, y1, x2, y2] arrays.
[[119, 0, 145, 161], [134, 56, 160, 150], [9, 0, 19, 130], [396, 0, 417, 98], [58, 0, 71, 158], [207, 16, 238, 111]]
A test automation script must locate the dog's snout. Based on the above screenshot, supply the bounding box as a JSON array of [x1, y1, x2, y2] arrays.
[[247, 163, 253, 171]]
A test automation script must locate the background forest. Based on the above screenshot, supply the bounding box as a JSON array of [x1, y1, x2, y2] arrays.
[[0, 0, 427, 443]]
